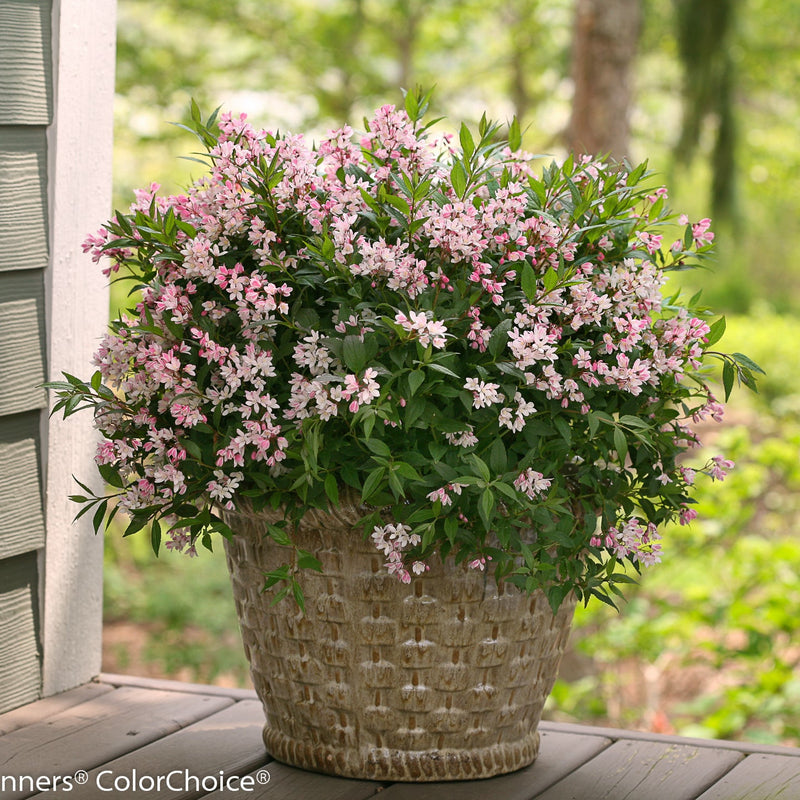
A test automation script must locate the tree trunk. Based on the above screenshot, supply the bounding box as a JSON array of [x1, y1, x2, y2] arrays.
[[566, 0, 642, 160]]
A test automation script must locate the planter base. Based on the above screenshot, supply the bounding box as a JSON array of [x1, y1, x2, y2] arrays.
[[263, 727, 540, 781]]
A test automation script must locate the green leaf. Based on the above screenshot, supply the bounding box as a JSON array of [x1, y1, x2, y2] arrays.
[[618, 415, 650, 429], [705, 316, 727, 347], [459, 122, 476, 159], [124, 515, 149, 537], [361, 466, 386, 502], [297, 549, 322, 571], [493, 481, 518, 501], [404, 396, 426, 427], [361, 409, 376, 441], [394, 461, 422, 481], [613, 426, 628, 461], [267, 523, 292, 546], [387, 469, 404, 498], [450, 161, 468, 198], [408, 369, 425, 397], [723, 359, 735, 401], [542, 267, 559, 293], [488, 318, 513, 358], [324, 474, 339, 506], [554, 417, 572, 445], [92, 500, 108, 534], [262, 564, 290, 590], [508, 117, 522, 152], [384, 193, 411, 217], [190, 97, 202, 125], [732, 352, 765, 374], [342, 335, 368, 373], [427, 362, 460, 379], [269, 586, 291, 606], [444, 515, 458, 544], [181, 438, 203, 460], [404, 87, 420, 119], [291, 580, 306, 613], [470, 453, 491, 482], [365, 438, 391, 458], [151, 519, 162, 555], [479, 488, 495, 529], [489, 438, 507, 474], [521, 263, 538, 301]]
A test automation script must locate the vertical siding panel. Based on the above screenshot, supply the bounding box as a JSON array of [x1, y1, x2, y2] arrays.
[[0, 412, 46, 558], [0, 552, 42, 714], [0, 128, 49, 273], [0, 270, 47, 415], [0, 0, 52, 124]]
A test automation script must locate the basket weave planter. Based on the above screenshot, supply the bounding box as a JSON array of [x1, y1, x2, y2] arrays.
[[224, 502, 575, 782]]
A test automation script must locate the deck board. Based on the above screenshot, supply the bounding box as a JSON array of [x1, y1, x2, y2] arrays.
[[1, 676, 799, 800], [694, 753, 800, 800], [34, 700, 267, 800], [202, 762, 382, 800], [0, 683, 112, 736], [0, 687, 231, 800], [532, 739, 744, 800]]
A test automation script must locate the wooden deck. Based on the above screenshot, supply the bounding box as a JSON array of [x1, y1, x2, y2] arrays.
[[1, 674, 799, 799]]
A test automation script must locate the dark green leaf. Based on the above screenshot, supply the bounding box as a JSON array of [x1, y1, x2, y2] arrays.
[[267, 523, 292, 546], [521, 263, 537, 301], [732, 352, 765, 374], [297, 550, 322, 571], [479, 488, 495, 529], [342, 335, 368, 373], [488, 319, 513, 358], [408, 369, 425, 397], [92, 500, 108, 534], [613, 427, 628, 461], [489, 438, 507, 474], [151, 519, 162, 555], [723, 359, 735, 401], [365, 438, 391, 457], [361, 466, 386, 502], [324, 474, 339, 506]]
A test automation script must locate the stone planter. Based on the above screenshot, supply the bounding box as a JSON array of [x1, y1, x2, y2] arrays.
[[224, 503, 575, 781]]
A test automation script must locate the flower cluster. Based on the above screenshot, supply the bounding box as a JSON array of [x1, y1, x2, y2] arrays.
[[50, 91, 760, 610]]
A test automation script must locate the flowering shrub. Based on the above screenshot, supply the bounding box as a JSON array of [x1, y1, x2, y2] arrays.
[[49, 91, 760, 610]]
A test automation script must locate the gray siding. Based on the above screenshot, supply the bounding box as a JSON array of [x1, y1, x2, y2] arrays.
[[0, 553, 42, 714], [0, 270, 47, 414], [0, 0, 52, 125], [0, 128, 49, 273], [0, 413, 46, 559], [0, 0, 52, 713]]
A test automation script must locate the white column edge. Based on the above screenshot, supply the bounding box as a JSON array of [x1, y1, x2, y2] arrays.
[[42, 0, 117, 695]]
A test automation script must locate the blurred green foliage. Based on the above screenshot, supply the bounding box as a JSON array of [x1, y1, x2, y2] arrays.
[[104, 532, 249, 685]]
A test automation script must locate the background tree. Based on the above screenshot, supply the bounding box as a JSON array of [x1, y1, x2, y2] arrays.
[[674, 0, 739, 221], [565, 0, 642, 159]]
